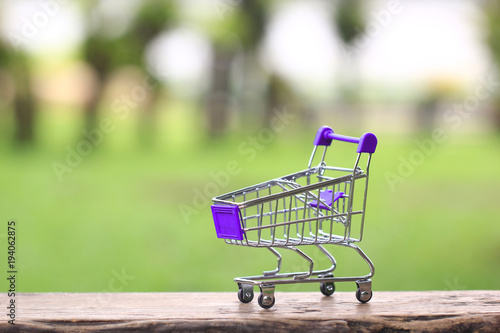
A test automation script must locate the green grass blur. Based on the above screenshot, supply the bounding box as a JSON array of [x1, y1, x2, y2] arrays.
[[1, 105, 500, 293]]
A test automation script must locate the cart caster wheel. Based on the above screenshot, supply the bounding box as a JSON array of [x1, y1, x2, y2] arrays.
[[258, 293, 275, 309], [320, 281, 335, 296], [237, 284, 254, 303], [356, 288, 372, 303], [238, 288, 254, 303]]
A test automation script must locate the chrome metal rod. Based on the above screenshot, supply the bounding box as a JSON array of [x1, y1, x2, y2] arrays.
[[263, 247, 282, 276]]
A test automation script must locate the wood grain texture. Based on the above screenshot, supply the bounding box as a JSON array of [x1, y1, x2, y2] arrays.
[[2, 291, 500, 332]]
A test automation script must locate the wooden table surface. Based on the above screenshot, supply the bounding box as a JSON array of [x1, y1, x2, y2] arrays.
[[3, 291, 500, 332]]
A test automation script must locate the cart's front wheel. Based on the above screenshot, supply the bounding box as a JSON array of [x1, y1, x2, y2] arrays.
[[258, 293, 275, 309], [237, 284, 254, 303], [356, 288, 372, 303], [320, 281, 335, 296]]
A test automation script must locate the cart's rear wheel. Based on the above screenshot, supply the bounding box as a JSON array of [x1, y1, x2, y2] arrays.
[[258, 293, 275, 309], [356, 288, 372, 303], [237, 285, 254, 303], [320, 281, 335, 296]]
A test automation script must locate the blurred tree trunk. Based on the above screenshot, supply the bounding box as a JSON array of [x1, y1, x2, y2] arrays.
[[79, 0, 106, 136], [265, 73, 297, 125], [12, 54, 37, 144], [82, 34, 110, 135], [81, 0, 174, 145], [84, 72, 105, 134], [204, 0, 279, 136], [266, 74, 281, 126], [137, 87, 161, 147], [239, 0, 269, 127], [0, 5, 36, 145], [415, 93, 439, 133], [334, 0, 365, 104], [206, 49, 233, 137], [0, 40, 36, 144], [239, 0, 297, 128], [335, 0, 365, 46], [483, 1, 500, 130], [132, 1, 174, 146]]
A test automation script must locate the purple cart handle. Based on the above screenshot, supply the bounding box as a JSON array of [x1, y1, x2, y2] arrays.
[[313, 126, 378, 154]]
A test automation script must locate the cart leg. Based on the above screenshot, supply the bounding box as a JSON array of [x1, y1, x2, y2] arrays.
[[355, 279, 373, 303], [288, 246, 314, 280], [340, 242, 375, 279], [314, 244, 337, 275], [258, 284, 276, 309], [263, 247, 282, 276]]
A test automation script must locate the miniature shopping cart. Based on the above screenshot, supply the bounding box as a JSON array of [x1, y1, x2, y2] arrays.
[[211, 126, 378, 309]]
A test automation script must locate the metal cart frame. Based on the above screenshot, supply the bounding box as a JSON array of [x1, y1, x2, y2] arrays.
[[211, 126, 378, 309]]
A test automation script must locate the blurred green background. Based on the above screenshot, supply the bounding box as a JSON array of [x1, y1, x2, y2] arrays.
[[1, 0, 500, 293]]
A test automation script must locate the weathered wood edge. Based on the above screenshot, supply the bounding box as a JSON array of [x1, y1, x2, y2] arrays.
[[2, 291, 499, 332], [3, 315, 500, 333]]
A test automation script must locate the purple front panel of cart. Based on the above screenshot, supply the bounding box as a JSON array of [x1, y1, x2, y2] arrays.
[[211, 205, 244, 240]]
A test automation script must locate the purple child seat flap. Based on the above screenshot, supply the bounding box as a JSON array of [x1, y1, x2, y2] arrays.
[[309, 190, 345, 211], [211, 205, 244, 240]]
